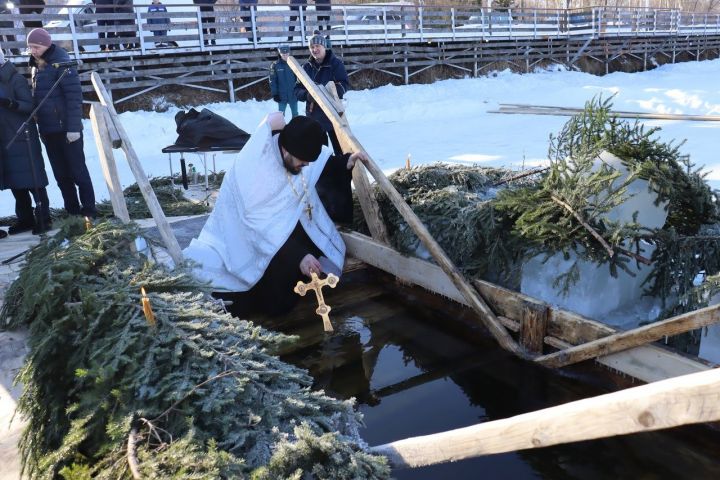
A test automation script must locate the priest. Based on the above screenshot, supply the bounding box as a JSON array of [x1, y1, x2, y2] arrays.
[[184, 113, 366, 316]]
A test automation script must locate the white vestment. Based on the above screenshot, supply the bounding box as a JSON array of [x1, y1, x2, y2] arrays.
[[183, 117, 346, 291]]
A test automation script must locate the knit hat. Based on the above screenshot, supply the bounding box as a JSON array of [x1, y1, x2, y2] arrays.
[[279, 116, 327, 163], [309, 31, 326, 48], [27, 28, 52, 47], [278, 45, 290, 54]]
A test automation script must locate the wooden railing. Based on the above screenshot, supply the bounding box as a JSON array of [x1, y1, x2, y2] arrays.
[[2, 3, 720, 60]]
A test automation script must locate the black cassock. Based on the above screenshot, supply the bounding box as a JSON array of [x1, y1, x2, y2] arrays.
[[215, 153, 353, 317]]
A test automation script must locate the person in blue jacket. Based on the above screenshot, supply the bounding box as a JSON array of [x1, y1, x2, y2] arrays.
[[0, 47, 51, 235], [269, 45, 298, 118], [294, 31, 349, 156], [147, 0, 170, 46], [27, 28, 97, 218]]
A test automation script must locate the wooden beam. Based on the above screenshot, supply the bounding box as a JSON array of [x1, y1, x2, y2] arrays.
[[104, 107, 123, 149], [91, 72, 184, 265], [288, 56, 523, 356], [89, 103, 130, 223], [535, 304, 720, 368], [341, 231, 712, 383], [491, 103, 720, 122], [370, 368, 720, 469]]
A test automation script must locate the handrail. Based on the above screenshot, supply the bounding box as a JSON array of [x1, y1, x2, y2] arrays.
[[2, 5, 717, 61]]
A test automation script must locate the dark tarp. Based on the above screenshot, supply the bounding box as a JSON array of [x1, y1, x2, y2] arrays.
[[174, 108, 250, 150]]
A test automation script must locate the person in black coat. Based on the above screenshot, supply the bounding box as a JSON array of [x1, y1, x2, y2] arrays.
[[0, 47, 51, 235], [27, 29, 97, 218], [114, 0, 138, 49], [18, 0, 46, 29], [315, 0, 331, 31], [288, 0, 307, 41], [294, 31, 349, 156], [193, 0, 217, 45], [94, 0, 118, 51]]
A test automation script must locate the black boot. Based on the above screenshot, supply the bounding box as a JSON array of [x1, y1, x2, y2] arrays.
[[8, 219, 34, 235]]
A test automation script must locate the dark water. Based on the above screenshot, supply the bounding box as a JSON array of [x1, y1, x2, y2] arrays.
[[272, 271, 720, 480]]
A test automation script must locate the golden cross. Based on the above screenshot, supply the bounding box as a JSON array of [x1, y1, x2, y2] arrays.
[[294, 272, 339, 332]]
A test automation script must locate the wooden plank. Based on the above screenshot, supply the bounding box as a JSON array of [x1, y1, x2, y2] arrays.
[[90, 72, 183, 264], [370, 368, 720, 469], [288, 57, 522, 356], [89, 103, 130, 223], [341, 231, 712, 383], [536, 304, 720, 368], [493, 103, 720, 122]]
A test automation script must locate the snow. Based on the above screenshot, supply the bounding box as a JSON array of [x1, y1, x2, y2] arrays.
[[4, 56, 720, 347]]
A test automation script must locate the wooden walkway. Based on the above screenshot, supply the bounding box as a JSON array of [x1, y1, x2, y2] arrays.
[[3, 4, 720, 105]]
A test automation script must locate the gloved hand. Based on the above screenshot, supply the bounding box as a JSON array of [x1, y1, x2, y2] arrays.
[[0, 98, 17, 110], [273, 95, 280, 102], [66, 132, 81, 143]]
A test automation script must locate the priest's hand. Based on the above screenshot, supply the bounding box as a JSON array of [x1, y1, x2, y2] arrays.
[[347, 151, 369, 170], [300, 254, 323, 277]]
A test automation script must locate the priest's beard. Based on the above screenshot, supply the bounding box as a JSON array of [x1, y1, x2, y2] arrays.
[[282, 151, 303, 175]]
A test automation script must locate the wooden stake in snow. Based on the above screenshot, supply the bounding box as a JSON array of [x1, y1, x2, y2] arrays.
[[90, 72, 183, 265]]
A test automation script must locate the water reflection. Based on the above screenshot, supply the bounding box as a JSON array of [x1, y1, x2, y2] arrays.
[[272, 275, 720, 480]]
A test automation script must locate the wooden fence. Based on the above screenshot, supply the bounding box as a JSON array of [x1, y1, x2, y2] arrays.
[[2, 4, 720, 104]]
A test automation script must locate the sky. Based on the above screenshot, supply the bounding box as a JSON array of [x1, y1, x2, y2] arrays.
[[3, 56, 720, 220]]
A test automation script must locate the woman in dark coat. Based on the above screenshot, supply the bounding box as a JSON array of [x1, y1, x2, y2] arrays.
[[27, 28, 97, 218], [0, 47, 51, 235]]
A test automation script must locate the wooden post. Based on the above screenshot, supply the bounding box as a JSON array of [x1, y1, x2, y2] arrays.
[[288, 56, 522, 356], [535, 303, 720, 369], [371, 368, 720, 469], [89, 102, 130, 223], [519, 305, 548, 354], [91, 72, 184, 265]]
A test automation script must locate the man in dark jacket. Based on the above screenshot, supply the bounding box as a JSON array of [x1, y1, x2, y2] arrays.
[[0, 47, 51, 235], [27, 29, 97, 218], [269, 45, 298, 118], [294, 31, 349, 156]]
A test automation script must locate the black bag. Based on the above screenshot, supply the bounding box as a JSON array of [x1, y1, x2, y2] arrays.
[[174, 108, 250, 150]]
